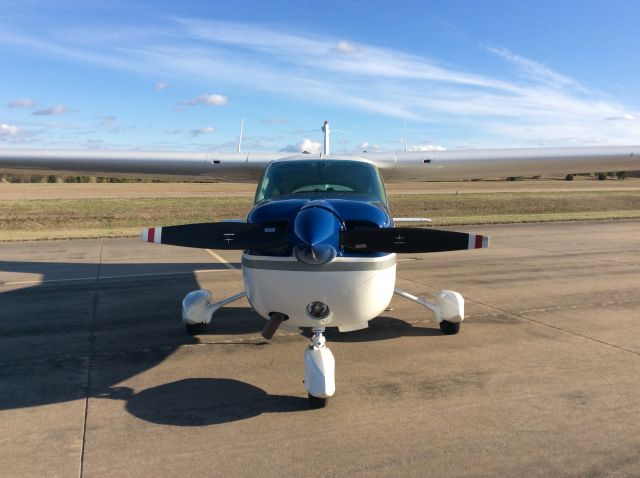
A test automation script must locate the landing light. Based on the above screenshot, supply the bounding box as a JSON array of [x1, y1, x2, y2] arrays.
[[306, 301, 331, 320]]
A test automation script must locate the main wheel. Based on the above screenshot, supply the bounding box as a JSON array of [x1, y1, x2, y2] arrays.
[[308, 394, 328, 409], [439, 320, 460, 335], [185, 322, 208, 335]]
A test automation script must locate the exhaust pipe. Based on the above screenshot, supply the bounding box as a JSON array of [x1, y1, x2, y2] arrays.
[[261, 312, 289, 340]]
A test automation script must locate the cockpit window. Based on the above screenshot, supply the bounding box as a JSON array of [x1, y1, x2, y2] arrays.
[[254, 160, 387, 204]]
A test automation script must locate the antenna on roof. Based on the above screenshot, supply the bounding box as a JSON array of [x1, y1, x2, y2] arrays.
[[322, 120, 330, 156], [403, 120, 408, 153], [237, 118, 244, 153]]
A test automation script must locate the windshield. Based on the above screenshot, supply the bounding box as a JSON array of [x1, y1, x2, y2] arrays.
[[254, 159, 387, 204]]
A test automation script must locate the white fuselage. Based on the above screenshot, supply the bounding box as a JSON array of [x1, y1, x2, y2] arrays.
[[242, 253, 396, 332]]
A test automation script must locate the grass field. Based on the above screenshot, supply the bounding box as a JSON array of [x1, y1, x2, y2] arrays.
[[1, 190, 640, 241]]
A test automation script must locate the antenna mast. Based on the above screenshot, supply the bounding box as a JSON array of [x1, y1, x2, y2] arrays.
[[237, 118, 244, 153], [322, 120, 330, 156], [403, 120, 407, 153]]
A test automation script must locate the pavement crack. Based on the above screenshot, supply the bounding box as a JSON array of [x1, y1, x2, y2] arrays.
[[0, 337, 278, 368], [396, 274, 640, 359], [513, 245, 640, 269], [470, 298, 640, 358], [79, 239, 103, 478]]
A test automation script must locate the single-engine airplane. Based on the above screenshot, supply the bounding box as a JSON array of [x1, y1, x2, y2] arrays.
[[1, 121, 639, 407]]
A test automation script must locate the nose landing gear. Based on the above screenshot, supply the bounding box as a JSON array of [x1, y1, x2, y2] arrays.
[[304, 327, 335, 408]]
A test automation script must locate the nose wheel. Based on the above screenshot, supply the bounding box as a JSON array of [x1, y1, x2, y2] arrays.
[[304, 328, 335, 408], [308, 394, 328, 409]]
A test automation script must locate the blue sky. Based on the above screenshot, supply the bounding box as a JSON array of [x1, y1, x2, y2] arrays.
[[1, 0, 640, 153]]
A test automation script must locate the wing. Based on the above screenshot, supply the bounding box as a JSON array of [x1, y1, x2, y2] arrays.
[[1, 145, 639, 182], [366, 146, 640, 181], [0, 149, 289, 182]]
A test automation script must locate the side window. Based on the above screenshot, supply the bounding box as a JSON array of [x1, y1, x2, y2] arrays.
[[254, 170, 270, 203], [258, 176, 270, 202]]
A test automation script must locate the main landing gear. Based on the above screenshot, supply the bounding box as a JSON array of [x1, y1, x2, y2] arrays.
[[393, 288, 465, 335], [180, 288, 461, 408], [181, 289, 247, 333], [439, 319, 460, 335]]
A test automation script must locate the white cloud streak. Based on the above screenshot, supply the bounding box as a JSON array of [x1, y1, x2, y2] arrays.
[[180, 94, 227, 106], [359, 142, 380, 152], [32, 105, 68, 116], [408, 144, 447, 152], [262, 117, 287, 125], [486, 46, 584, 91], [8, 98, 36, 108], [1, 18, 639, 146], [191, 126, 216, 137], [332, 40, 357, 54], [0, 123, 20, 137], [605, 114, 636, 121], [101, 115, 117, 126]]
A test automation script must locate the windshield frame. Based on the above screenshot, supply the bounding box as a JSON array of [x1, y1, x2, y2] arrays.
[[253, 159, 388, 204]]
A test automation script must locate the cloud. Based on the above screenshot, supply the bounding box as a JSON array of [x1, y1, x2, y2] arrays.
[[486, 46, 582, 91], [605, 114, 636, 121], [101, 115, 116, 126], [332, 40, 357, 54], [179, 94, 227, 106], [359, 142, 381, 152], [154, 81, 168, 91], [0, 123, 20, 137], [7, 98, 36, 108], [190, 126, 216, 137], [408, 144, 447, 151], [85, 139, 104, 149], [32, 105, 68, 116], [3, 18, 640, 146], [262, 117, 287, 125], [280, 138, 321, 153], [298, 138, 321, 153]]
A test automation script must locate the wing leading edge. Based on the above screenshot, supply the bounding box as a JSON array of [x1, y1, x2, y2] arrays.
[[0, 149, 288, 182], [0, 145, 639, 182], [369, 146, 640, 181]]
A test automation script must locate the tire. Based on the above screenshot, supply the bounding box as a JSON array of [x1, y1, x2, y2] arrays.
[[440, 320, 460, 335], [308, 394, 328, 409], [185, 322, 208, 335]]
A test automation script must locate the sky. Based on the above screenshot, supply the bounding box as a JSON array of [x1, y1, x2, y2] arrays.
[[1, 0, 640, 153]]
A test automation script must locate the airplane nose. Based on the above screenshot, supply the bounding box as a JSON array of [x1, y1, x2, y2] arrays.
[[293, 204, 341, 265], [294, 206, 339, 246], [294, 243, 337, 265]]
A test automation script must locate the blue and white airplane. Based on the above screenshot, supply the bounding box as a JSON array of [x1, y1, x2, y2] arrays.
[[2, 122, 639, 407]]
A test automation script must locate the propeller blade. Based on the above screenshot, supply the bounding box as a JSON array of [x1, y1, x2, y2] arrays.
[[341, 227, 489, 253], [142, 222, 289, 250]]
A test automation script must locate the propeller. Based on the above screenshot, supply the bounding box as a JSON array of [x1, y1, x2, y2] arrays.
[[341, 227, 489, 253], [141, 222, 289, 250], [141, 217, 488, 257]]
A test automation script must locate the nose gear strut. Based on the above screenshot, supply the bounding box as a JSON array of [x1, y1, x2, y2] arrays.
[[304, 327, 335, 408]]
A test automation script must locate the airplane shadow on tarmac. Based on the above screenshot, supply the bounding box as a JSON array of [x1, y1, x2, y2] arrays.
[[99, 380, 310, 426], [0, 258, 443, 425]]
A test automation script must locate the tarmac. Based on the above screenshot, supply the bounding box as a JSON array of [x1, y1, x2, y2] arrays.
[[1, 220, 639, 477]]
